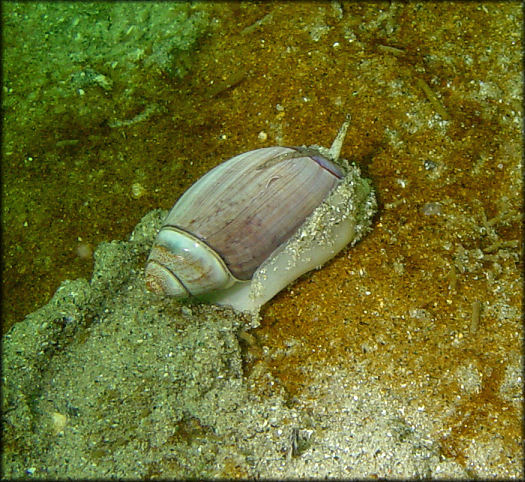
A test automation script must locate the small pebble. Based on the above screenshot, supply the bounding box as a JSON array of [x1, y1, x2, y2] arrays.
[[76, 242, 93, 259], [421, 202, 442, 216], [423, 159, 438, 170], [51, 412, 67, 434], [181, 306, 193, 317], [131, 182, 146, 199]]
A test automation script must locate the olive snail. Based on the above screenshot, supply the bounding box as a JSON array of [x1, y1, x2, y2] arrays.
[[145, 116, 376, 316]]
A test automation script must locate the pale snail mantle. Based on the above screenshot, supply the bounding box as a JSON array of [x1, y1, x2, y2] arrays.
[[145, 116, 376, 316]]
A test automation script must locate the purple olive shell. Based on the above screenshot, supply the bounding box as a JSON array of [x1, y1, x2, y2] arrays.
[[145, 115, 377, 313]]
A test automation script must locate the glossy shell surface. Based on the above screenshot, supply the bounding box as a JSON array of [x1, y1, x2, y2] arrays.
[[169, 147, 343, 279]]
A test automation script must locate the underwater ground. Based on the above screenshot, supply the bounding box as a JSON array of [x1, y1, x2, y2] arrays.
[[2, 2, 522, 478]]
